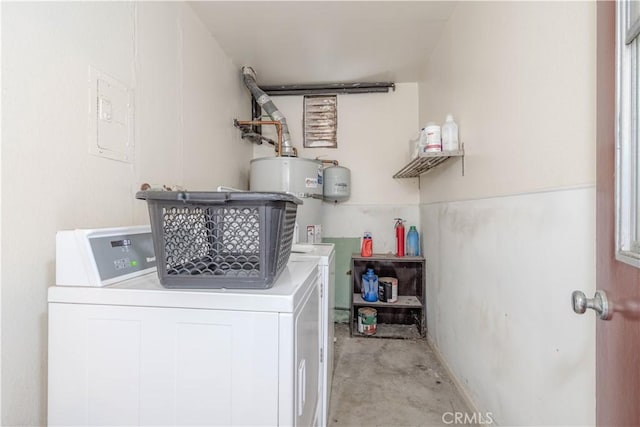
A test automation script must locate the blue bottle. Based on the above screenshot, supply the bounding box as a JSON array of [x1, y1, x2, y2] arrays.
[[407, 226, 420, 256], [361, 268, 378, 302]]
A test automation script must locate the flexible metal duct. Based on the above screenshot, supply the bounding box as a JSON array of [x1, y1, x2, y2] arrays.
[[242, 66, 295, 157]]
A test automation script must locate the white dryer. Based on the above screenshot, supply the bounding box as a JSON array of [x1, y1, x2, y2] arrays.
[[48, 226, 322, 427]]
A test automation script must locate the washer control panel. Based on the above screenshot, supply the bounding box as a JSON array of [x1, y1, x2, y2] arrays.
[[56, 226, 157, 287], [89, 232, 156, 281]]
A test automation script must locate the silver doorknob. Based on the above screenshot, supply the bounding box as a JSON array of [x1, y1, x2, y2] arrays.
[[572, 290, 612, 320]]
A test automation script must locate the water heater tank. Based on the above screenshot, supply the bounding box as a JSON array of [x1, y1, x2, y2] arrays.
[[323, 166, 351, 203], [250, 157, 323, 244]]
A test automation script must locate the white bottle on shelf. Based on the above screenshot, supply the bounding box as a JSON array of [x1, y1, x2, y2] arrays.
[[441, 114, 459, 152], [423, 122, 442, 152]]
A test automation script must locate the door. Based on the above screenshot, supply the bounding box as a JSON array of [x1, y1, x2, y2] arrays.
[[595, 1, 640, 425]]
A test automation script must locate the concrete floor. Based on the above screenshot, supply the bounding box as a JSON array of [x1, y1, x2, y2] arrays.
[[328, 324, 473, 427]]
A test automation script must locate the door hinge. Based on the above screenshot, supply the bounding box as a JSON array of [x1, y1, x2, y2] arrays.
[[320, 347, 324, 363]]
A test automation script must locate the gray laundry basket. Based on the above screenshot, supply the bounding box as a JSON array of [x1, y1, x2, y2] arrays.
[[136, 191, 301, 289]]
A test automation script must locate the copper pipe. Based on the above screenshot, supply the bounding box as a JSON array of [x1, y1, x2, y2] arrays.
[[242, 67, 294, 156], [236, 120, 283, 156], [318, 159, 339, 166]]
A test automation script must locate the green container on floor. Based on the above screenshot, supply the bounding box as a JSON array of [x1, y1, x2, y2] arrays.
[[357, 307, 377, 335]]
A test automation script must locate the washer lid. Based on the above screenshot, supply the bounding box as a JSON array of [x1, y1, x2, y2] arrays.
[[48, 259, 319, 314], [290, 243, 334, 265]]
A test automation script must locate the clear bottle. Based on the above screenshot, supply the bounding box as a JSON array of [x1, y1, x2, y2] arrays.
[[361, 268, 379, 302], [406, 226, 420, 257], [441, 114, 459, 151]]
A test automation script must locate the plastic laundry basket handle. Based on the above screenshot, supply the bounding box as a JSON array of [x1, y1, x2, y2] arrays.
[[135, 190, 302, 205]]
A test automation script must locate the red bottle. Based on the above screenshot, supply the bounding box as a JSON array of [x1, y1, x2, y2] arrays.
[[361, 232, 373, 257], [394, 218, 405, 257]]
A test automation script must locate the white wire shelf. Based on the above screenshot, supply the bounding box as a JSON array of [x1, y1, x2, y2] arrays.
[[393, 146, 464, 178]]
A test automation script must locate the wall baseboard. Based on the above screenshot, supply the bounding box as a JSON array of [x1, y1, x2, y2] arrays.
[[426, 334, 497, 426]]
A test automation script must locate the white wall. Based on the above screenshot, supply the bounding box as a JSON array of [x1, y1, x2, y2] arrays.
[[418, 2, 596, 425], [253, 83, 420, 252], [0, 2, 3, 418], [419, 2, 596, 203], [180, 6, 250, 192], [422, 188, 595, 425], [1, 3, 250, 425]]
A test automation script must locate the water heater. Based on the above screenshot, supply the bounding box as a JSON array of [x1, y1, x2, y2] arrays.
[[250, 157, 323, 244]]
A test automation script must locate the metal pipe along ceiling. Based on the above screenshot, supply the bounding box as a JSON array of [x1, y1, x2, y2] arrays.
[[262, 82, 395, 96]]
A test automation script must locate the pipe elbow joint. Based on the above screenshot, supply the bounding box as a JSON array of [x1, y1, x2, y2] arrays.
[[242, 66, 257, 80]]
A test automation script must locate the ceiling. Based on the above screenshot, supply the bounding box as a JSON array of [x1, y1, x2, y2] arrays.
[[189, 1, 457, 86]]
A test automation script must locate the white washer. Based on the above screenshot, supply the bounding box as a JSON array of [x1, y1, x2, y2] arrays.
[[48, 227, 322, 427], [290, 244, 335, 427]]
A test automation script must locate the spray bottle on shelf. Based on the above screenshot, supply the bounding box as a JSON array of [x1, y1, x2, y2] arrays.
[[394, 218, 405, 257]]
